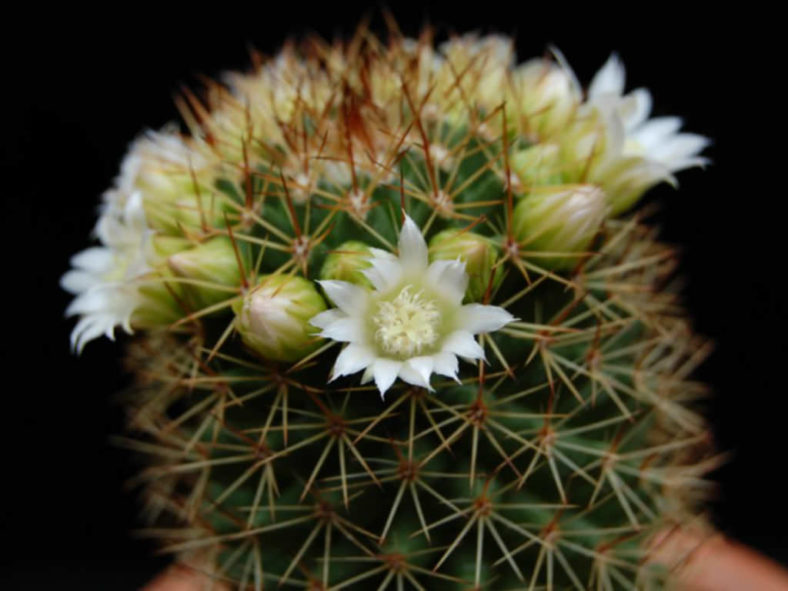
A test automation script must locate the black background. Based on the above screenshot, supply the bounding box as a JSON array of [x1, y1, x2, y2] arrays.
[[2, 4, 785, 588]]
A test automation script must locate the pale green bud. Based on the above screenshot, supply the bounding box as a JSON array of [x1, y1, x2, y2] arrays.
[[510, 144, 562, 190], [590, 157, 667, 217], [512, 185, 608, 270], [429, 229, 502, 302], [131, 268, 184, 328], [510, 60, 580, 140], [152, 235, 192, 258], [118, 130, 230, 235], [168, 237, 243, 309], [233, 274, 327, 362], [320, 241, 373, 288], [142, 186, 232, 236]]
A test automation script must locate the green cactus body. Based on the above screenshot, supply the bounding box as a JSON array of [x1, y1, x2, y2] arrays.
[[64, 27, 715, 590]]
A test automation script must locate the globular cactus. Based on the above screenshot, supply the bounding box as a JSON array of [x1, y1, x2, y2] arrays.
[[63, 24, 717, 590]]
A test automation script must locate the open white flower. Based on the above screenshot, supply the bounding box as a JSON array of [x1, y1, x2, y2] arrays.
[[61, 191, 153, 352], [310, 215, 515, 397], [61, 129, 199, 352], [561, 53, 710, 215], [587, 53, 710, 178]]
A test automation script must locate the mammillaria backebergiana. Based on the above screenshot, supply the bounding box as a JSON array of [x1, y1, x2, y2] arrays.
[[63, 26, 716, 589]]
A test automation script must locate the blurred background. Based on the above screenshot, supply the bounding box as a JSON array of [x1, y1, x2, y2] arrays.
[[2, 3, 784, 587]]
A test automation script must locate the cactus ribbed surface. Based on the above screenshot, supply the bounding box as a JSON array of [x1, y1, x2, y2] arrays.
[[63, 25, 716, 590]]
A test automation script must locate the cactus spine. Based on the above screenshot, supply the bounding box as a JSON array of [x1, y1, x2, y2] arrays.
[[64, 24, 715, 590]]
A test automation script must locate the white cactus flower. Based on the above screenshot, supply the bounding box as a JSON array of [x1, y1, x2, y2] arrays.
[[561, 53, 711, 215], [587, 53, 710, 176], [61, 130, 200, 352], [61, 191, 153, 352], [310, 215, 515, 398], [510, 52, 581, 140]]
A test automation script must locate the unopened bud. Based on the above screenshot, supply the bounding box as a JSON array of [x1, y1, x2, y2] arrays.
[[512, 185, 607, 270], [168, 237, 244, 309], [512, 60, 579, 139], [120, 131, 230, 234], [152, 235, 192, 258], [320, 241, 373, 288], [510, 144, 562, 190], [233, 274, 327, 362], [429, 229, 502, 301], [132, 268, 184, 328]]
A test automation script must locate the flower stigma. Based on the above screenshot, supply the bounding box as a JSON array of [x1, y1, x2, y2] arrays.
[[373, 285, 441, 358]]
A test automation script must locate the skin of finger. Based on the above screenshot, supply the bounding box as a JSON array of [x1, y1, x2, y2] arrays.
[[143, 564, 230, 591], [145, 532, 788, 591], [652, 529, 788, 591]]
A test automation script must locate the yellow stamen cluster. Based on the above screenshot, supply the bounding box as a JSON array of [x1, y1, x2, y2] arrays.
[[373, 285, 441, 357]]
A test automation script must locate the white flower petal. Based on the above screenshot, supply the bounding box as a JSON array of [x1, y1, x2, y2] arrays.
[[361, 366, 375, 384], [623, 88, 652, 131], [368, 247, 397, 260], [603, 106, 627, 159], [548, 45, 582, 99], [362, 255, 403, 292], [611, 159, 674, 190], [69, 247, 114, 273], [309, 309, 346, 330], [649, 133, 711, 170], [125, 191, 148, 233], [373, 358, 403, 397], [588, 53, 625, 99], [317, 316, 364, 343], [441, 330, 485, 361], [67, 289, 136, 353], [71, 316, 114, 353], [401, 356, 434, 390], [318, 280, 368, 314], [398, 214, 428, 271], [432, 351, 460, 382], [60, 270, 98, 294], [669, 156, 710, 172], [631, 116, 683, 149], [426, 259, 468, 305], [331, 344, 376, 380], [459, 303, 516, 334]]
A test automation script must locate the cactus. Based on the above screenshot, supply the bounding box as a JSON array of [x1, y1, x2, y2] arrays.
[[63, 24, 717, 590]]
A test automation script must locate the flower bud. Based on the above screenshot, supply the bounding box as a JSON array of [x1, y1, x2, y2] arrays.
[[168, 237, 244, 309], [142, 184, 232, 235], [512, 185, 608, 270], [114, 131, 230, 235], [509, 144, 562, 190], [429, 229, 502, 302], [555, 108, 648, 216], [591, 157, 669, 217], [233, 274, 327, 362], [152, 235, 192, 258], [511, 59, 580, 140], [131, 268, 184, 328], [320, 241, 373, 288]]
